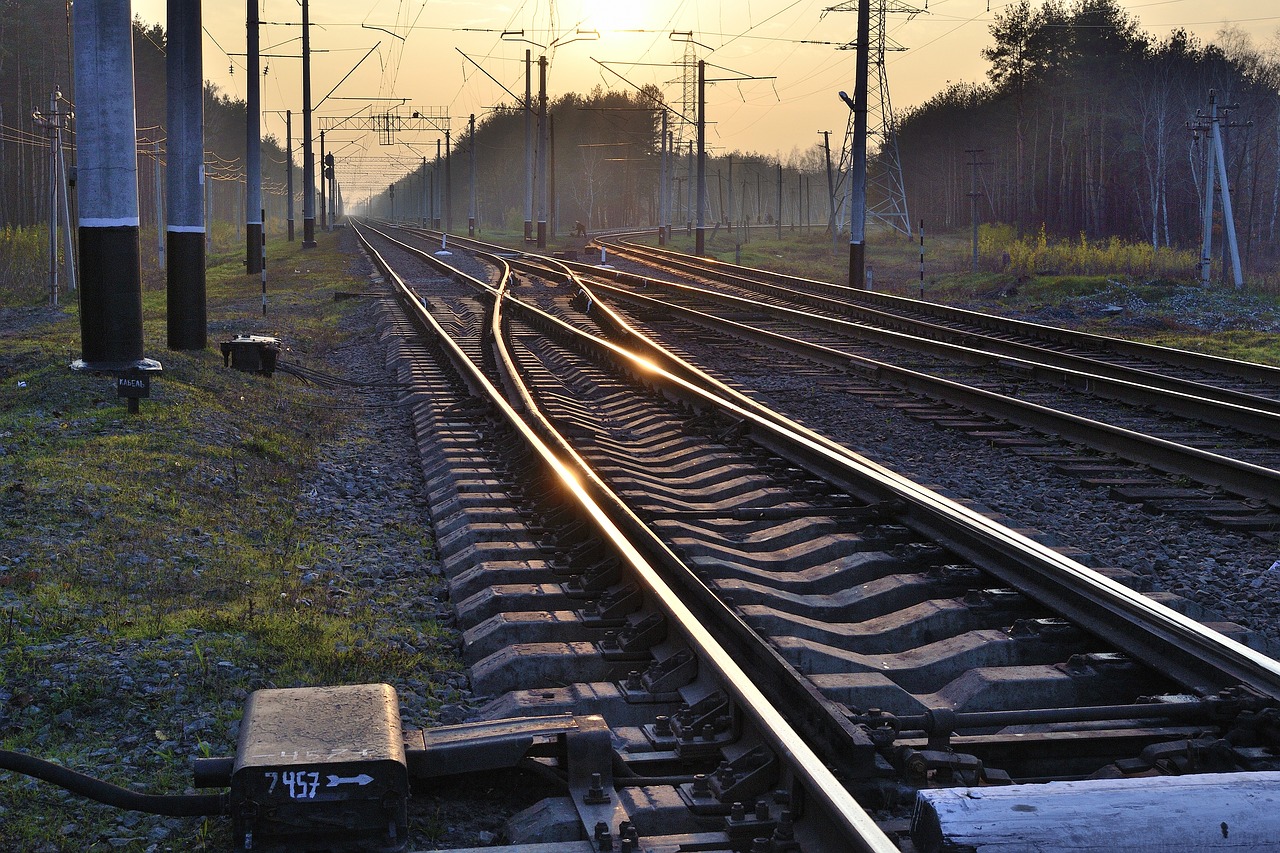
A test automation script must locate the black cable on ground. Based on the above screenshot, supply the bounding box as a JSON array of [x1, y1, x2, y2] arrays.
[[274, 361, 412, 392], [0, 750, 230, 817]]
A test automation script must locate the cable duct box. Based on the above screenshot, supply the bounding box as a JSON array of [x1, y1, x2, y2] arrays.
[[230, 684, 409, 852], [220, 334, 281, 376]]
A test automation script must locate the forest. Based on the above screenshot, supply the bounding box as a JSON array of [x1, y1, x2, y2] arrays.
[[896, 0, 1280, 273], [0, 0, 1276, 276]]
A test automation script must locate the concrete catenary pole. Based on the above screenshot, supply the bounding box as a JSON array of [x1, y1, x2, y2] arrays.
[[166, 0, 206, 350], [285, 110, 294, 241], [846, 0, 871, 289], [686, 141, 693, 234], [822, 130, 837, 253], [71, 0, 161, 383], [536, 54, 548, 248], [695, 60, 706, 256], [301, 0, 316, 247], [658, 110, 668, 245], [524, 50, 533, 241], [445, 128, 453, 233], [245, 0, 262, 272]]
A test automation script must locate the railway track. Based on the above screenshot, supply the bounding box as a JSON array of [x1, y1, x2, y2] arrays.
[[494, 234, 1280, 539], [350, 221, 1280, 852]]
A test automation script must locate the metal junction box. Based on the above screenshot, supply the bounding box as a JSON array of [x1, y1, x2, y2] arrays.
[[220, 334, 281, 376], [230, 684, 409, 852]]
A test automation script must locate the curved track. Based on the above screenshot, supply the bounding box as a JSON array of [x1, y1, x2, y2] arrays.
[[350, 221, 1280, 852]]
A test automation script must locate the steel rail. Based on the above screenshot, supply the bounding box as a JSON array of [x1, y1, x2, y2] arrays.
[[386, 227, 1280, 511], [350, 221, 900, 853], [361, 220, 890, 774], [592, 240, 1280, 422], [603, 237, 1280, 388], [527, 253, 1280, 442], [475, 260, 1280, 702], [569, 271, 1280, 510], [370, 221, 1280, 699]]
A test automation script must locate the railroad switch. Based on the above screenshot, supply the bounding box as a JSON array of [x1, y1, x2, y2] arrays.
[[195, 685, 651, 850]]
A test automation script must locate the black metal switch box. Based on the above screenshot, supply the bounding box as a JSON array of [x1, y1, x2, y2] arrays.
[[230, 683, 408, 852], [220, 334, 281, 376]]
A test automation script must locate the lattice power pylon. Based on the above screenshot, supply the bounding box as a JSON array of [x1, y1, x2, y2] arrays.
[[665, 35, 696, 149], [826, 0, 921, 237]]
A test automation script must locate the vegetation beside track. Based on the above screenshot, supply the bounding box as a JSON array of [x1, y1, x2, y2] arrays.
[[0, 230, 457, 851]]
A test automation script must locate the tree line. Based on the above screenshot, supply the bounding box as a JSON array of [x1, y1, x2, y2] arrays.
[[3, 0, 1274, 275], [894, 0, 1279, 272], [367, 83, 833, 237]]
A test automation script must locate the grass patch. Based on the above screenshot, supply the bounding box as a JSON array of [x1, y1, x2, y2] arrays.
[[0, 227, 453, 851]]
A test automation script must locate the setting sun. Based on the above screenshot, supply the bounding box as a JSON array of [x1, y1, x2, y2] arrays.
[[581, 1, 656, 33]]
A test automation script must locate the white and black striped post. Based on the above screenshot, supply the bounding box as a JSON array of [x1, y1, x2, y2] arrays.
[[166, 0, 206, 350], [71, 0, 161, 405], [245, 0, 263, 273]]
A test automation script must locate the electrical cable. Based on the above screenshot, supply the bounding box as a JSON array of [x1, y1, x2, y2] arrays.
[[273, 360, 414, 391], [0, 750, 230, 817]]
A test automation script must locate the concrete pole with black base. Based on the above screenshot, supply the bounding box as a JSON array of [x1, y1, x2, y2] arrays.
[[445, 129, 453, 234], [536, 55, 547, 249], [846, 0, 871, 290], [524, 50, 533, 241], [301, 0, 316, 247], [71, 0, 162, 410], [286, 110, 294, 241], [166, 0, 206, 351], [245, 0, 262, 273], [695, 60, 706, 257]]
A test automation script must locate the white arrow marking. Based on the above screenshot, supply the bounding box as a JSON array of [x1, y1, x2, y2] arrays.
[[326, 773, 374, 787]]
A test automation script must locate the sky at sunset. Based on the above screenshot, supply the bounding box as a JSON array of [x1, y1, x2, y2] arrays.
[[130, 1, 1280, 196]]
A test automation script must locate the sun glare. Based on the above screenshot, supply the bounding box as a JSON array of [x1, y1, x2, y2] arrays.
[[583, 1, 654, 34]]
